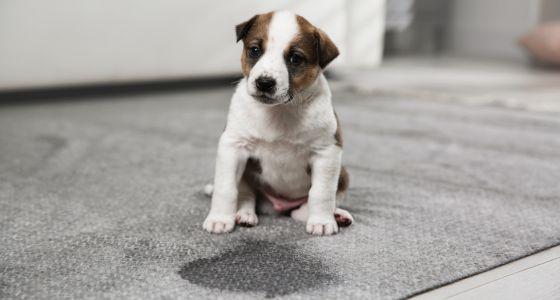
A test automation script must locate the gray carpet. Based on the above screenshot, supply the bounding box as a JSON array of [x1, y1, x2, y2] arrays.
[[1, 87, 560, 299]]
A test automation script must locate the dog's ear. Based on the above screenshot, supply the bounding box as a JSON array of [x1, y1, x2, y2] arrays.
[[315, 28, 339, 68], [236, 15, 259, 42]]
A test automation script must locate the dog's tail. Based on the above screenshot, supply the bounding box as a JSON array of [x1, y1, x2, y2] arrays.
[[203, 184, 213, 197]]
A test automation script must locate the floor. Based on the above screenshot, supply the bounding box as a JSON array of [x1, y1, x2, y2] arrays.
[[339, 56, 560, 299], [414, 245, 560, 299], [1, 56, 560, 299], [335, 56, 560, 114]]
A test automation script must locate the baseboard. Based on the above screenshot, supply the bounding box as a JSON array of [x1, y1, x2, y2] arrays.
[[0, 75, 242, 104]]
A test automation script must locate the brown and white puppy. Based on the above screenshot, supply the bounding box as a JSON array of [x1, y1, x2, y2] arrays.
[[203, 11, 352, 236]]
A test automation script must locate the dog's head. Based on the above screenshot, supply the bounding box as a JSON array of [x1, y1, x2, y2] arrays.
[[236, 11, 339, 105]]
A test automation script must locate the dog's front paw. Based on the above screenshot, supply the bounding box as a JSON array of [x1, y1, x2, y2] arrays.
[[306, 215, 338, 236], [235, 211, 259, 227], [203, 213, 235, 234]]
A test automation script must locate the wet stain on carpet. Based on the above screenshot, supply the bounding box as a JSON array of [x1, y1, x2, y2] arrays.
[[178, 239, 337, 298]]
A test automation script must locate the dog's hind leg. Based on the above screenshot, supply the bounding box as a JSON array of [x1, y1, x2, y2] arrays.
[[205, 179, 258, 226], [290, 203, 309, 222], [334, 190, 353, 227], [334, 207, 353, 227], [235, 178, 259, 227]]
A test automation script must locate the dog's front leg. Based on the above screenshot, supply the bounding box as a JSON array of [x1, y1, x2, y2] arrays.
[[307, 145, 342, 236], [203, 134, 248, 234]]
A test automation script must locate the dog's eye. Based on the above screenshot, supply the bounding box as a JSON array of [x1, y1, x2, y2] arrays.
[[289, 53, 304, 66], [248, 46, 261, 58]]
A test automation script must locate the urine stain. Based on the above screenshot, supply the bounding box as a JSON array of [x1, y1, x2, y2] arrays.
[[178, 239, 336, 298]]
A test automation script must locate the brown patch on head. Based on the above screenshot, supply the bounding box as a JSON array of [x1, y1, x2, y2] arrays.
[[337, 165, 349, 193], [285, 16, 322, 93], [285, 15, 340, 94], [236, 13, 273, 77], [334, 111, 343, 147], [315, 27, 339, 69]]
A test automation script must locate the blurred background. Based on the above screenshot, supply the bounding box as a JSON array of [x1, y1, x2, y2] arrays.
[[1, 0, 559, 92]]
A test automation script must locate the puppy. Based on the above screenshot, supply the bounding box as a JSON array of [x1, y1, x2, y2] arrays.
[[203, 11, 352, 236]]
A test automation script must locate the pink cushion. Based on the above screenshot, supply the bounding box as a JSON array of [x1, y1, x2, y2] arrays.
[[520, 22, 560, 65]]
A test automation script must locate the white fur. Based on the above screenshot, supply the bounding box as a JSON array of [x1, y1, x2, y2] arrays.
[[203, 11, 342, 236]]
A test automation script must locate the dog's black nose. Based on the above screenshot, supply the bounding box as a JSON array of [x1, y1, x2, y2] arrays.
[[255, 77, 276, 92]]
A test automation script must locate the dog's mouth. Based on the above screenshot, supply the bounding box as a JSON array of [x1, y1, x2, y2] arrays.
[[252, 92, 294, 105], [254, 94, 276, 104]]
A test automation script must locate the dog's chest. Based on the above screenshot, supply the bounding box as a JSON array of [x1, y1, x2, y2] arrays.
[[251, 139, 312, 199]]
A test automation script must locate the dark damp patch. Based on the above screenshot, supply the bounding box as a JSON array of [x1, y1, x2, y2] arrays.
[[178, 239, 337, 298]]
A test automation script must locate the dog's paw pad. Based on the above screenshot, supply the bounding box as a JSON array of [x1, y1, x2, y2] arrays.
[[235, 211, 259, 227]]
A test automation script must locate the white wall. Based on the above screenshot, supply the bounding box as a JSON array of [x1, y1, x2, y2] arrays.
[[346, 0, 386, 68], [0, 0, 385, 90]]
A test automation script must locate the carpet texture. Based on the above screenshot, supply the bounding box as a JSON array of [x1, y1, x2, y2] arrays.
[[1, 87, 560, 299]]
